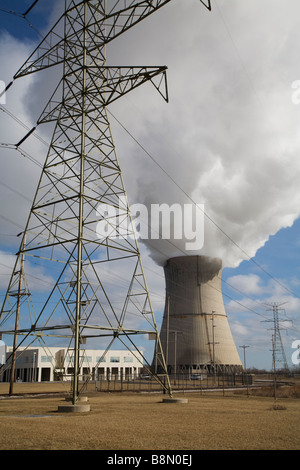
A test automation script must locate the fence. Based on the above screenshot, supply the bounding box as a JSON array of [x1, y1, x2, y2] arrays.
[[92, 373, 253, 393]]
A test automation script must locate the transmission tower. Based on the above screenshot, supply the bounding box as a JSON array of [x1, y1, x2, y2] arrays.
[[264, 302, 289, 372], [0, 1, 211, 404]]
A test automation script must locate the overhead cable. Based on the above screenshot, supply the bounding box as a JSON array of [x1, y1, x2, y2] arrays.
[[108, 108, 300, 301]]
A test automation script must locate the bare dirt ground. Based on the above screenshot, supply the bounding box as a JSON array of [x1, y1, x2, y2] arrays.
[[0, 381, 299, 450]]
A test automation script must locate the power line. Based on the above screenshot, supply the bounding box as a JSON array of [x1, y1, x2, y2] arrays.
[[0, 0, 41, 18], [0, 105, 49, 147], [0, 178, 32, 203], [1, 5, 299, 304], [0, 143, 43, 169], [1, 2, 299, 325], [108, 109, 300, 301], [0, 213, 24, 230], [0, 110, 298, 323], [0, 1, 45, 40], [1, 106, 299, 322]]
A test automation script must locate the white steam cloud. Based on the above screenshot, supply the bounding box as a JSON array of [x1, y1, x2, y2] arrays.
[[1, 0, 300, 273], [108, 0, 300, 268]]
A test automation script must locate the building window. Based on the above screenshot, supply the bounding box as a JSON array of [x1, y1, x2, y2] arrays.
[[96, 356, 106, 363], [124, 357, 133, 363], [41, 356, 52, 363], [110, 356, 120, 363], [83, 356, 92, 362]]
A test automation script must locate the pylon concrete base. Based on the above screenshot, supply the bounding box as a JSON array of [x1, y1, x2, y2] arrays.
[[57, 403, 90, 413], [162, 398, 188, 404]]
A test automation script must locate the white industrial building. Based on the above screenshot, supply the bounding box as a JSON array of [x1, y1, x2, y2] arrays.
[[0, 346, 144, 383]]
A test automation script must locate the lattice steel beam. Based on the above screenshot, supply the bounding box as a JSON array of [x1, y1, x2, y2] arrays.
[[0, 0, 211, 402]]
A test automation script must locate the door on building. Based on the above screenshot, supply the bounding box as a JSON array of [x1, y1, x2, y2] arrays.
[[41, 368, 51, 381]]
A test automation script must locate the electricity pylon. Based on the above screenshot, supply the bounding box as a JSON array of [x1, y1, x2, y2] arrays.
[[264, 302, 289, 372], [0, 0, 211, 403]]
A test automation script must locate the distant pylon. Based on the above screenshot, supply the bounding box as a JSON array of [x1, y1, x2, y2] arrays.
[[264, 302, 289, 372]]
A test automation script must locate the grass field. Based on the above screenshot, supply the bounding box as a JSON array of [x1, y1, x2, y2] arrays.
[[0, 381, 299, 450]]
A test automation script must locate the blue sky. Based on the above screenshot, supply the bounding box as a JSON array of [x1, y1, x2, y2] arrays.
[[0, 0, 300, 371], [222, 219, 300, 370], [0, 0, 52, 40]]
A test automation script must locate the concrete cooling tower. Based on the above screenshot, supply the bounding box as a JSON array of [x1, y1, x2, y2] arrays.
[[158, 255, 242, 375]]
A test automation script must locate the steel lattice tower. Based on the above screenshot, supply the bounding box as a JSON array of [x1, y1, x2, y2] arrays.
[[0, 0, 211, 404], [265, 302, 289, 372]]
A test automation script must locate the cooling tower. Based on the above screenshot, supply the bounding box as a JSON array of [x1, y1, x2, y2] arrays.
[[158, 256, 242, 375]]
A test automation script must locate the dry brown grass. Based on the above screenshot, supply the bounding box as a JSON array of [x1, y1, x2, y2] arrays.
[[235, 383, 300, 398], [0, 386, 300, 450]]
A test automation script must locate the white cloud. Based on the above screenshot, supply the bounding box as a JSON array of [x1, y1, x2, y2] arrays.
[[106, 0, 300, 268], [0, 249, 54, 292], [0, 32, 47, 244], [230, 322, 248, 337], [226, 274, 264, 296], [2, 1, 300, 270]]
